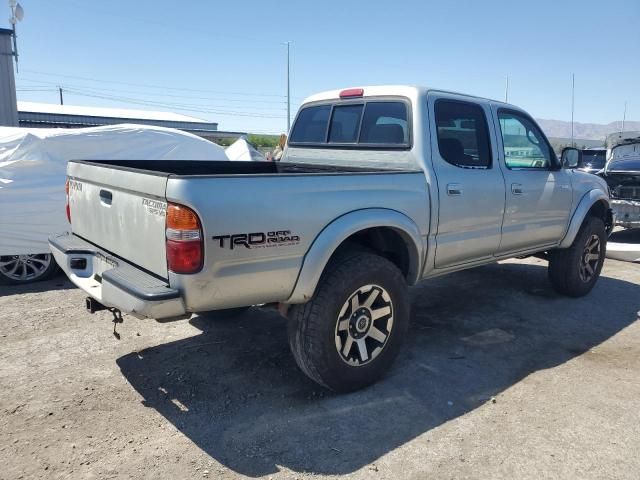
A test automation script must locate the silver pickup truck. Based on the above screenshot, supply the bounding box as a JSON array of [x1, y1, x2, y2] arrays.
[[50, 85, 612, 392]]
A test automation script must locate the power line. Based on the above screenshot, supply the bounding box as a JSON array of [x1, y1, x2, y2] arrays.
[[21, 69, 293, 98], [17, 82, 300, 116], [17, 78, 296, 108], [58, 89, 288, 119]]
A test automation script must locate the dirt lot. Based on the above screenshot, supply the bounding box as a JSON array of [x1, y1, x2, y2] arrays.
[[1, 257, 639, 479]]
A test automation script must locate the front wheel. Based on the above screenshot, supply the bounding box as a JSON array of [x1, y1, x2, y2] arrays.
[[548, 217, 607, 297], [0, 253, 59, 285], [288, 249, 410, 392]]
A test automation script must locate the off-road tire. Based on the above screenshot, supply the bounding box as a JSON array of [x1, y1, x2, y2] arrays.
[[288, 249, 410, 392], [548, 216, 607, 297]]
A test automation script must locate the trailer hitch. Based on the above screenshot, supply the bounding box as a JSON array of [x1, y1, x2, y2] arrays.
[[110, 308, 124, 339], [85, 297, 124, 339]]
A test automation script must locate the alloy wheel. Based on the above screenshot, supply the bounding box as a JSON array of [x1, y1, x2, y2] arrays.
[[579, 234, 601, 282], [0, 254, 52, 282], [334, 284, 394, 366]]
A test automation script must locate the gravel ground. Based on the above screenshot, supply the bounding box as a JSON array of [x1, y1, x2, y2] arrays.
[[1, 257, 639, 480]]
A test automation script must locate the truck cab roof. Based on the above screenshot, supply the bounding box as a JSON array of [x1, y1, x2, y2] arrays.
[[301, 85, 513, 109]]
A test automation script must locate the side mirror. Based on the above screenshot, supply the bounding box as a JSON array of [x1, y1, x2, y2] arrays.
[[561, 147, 580, 169]]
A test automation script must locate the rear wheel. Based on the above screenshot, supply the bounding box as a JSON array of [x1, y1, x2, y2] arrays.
[[288, 249, 410, 392], [0, 253, 59, 285], [548, 217, 606, 297]]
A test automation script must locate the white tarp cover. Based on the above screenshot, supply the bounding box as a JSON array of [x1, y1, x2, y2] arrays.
[[225, 137, 266, 162], [0, 124, 227, 255]]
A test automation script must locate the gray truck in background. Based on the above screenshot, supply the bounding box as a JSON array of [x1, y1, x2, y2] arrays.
[[50, 85, 612, 392]]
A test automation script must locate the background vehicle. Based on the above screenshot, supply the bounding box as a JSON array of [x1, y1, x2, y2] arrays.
[[51, 86, 612, 391], [564, 132, 640, 229], [0, 124, 227, 285]]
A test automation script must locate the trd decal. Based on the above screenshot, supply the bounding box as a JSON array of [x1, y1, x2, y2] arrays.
[[212, 230, 300, 249]]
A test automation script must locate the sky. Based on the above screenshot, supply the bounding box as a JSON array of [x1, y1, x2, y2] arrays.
[[8, 0, 640, 134]]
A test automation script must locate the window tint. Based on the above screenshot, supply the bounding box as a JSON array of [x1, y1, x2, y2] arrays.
[[435, 100, 491, 168], [359, 102, 408, 145], [289, 105, 330, 143], [498, 111, 552, 169], [328, 104, 363, 143]]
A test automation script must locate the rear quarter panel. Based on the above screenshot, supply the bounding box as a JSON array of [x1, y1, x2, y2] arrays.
[[165, 172, 429, 311]]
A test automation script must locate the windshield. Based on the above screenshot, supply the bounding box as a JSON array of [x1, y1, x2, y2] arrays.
[[580, 151, 606, 170]]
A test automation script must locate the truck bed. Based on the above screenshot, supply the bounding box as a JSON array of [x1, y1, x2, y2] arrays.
[[76, 159, 408, 177]]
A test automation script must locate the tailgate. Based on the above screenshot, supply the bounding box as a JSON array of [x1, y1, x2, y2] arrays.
[[67, 161, 169, 278]]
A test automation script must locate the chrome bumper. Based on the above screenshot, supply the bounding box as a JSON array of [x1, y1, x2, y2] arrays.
[[49, 233, 188, 320], [612, 199, 640, 228]]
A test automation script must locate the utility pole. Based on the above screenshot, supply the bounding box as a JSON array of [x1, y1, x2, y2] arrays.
[[570, 73, 575, 147], [285, 41, 291, 133], [622, 101, 627, 133], [504, 75, 509, 103], [58, 86, 64, 105], [8, 0, 23, 72]]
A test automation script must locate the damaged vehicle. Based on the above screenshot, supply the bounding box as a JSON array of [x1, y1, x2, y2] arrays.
[[564, 132, 640, 229], [604, 132, 640, 229]]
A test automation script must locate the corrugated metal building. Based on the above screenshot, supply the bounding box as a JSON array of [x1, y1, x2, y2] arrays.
[[17, 101, 246, 140]]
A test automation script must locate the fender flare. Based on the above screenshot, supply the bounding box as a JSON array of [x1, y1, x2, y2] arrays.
[[286, 208, 425, 304], [559, 189, 610, 248]]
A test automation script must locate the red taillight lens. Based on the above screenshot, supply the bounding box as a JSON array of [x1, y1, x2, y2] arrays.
[[65, 178, 71, 223], [166, 240, 203, 274], [166, 203, 203, 274]]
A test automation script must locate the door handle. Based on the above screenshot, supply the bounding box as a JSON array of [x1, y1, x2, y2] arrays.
[[99, 189, 113, 205], [511, 183, 523, 195], [447, 183, 463, 196]]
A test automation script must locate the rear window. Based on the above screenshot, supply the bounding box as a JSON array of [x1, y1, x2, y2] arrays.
[[289, 99, 409, 147], [329, 104, 363, 143], [289, 105, 331, 143], [359, 102, 408, 144]]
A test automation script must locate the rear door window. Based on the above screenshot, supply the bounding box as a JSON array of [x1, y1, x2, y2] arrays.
[[289, 105, 331, 143], [328, 104, 363, 143], [435, 100, 492, 168], [359, 102, 408, 145]]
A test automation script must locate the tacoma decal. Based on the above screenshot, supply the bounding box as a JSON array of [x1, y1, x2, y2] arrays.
[[142, 198, 167, 217], [69, 180, 83, 192], [212, 230, 300, 250]]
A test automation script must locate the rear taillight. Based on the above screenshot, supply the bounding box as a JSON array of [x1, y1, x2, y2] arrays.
[[65, 178, 71, 223], [166, 203, 203, 274]]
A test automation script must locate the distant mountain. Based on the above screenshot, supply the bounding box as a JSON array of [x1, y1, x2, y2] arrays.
[[536, 119, 640, 142]]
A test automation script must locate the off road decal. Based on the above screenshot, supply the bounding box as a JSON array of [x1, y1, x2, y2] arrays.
[[212, 230, 300, 250], [142, 198, 167, 217]]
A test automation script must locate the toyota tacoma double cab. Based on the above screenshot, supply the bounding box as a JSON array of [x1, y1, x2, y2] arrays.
[[50, 86, 613, 392]]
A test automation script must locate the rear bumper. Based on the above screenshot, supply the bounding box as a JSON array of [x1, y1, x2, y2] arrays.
[[49, 233, 188, 320], [612, 199, 640, 228]]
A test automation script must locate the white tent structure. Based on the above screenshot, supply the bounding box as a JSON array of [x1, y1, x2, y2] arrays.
[[0, 124, 227, 257], [225, 137, 266, 162]]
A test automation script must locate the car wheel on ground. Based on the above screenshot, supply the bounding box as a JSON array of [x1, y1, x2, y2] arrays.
[[288, 248, 410, 392], [0, 253, 59, 285], [548, 216, 607, 297]]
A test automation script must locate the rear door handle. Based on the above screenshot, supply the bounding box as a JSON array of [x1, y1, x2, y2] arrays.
[[447, 183, 463, 196], [99, 189, 113, 205], [511, 183, 523, 195]]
